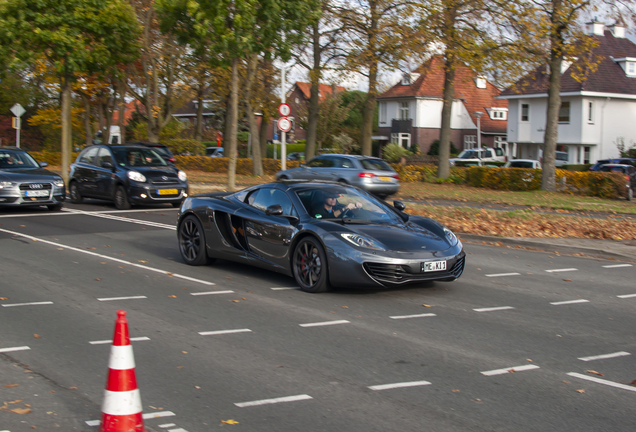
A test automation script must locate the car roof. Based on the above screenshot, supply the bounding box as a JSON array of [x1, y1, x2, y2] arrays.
[[510, 159, 538, 162], [0, 146, 24, 151], [601, 164, 631, 168], [315, 154, 382, 160]]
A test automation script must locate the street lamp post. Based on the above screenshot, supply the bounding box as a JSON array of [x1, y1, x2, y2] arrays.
[[474, 111, 484, 149]]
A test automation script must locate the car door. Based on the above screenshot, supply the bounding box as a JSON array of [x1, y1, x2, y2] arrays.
[[95, 147, 117, 198], [304, 156, 334, 180], [75, 147, 100, 197], [242, 188, 298, 269]]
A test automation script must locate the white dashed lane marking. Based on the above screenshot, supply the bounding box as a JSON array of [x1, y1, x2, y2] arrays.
[[0, 227, 215, 286], [0, 346, 30, 353], [578, 351, 630, 361], [486, 272, 521, 277], [567, 372, 636, 392], [97, 296, 147, 302], [190, 290, 234, 295], [89, 337, 150, 345], [368, 380, 432, 391], [235, 394, 313, 407], [299, 320, 350, 327], [617, 294, 636, 299], [481, 365, 540, 376], [198, 329, 252, 336], [602, 264, 633, 268], [550, 299, 589, 306], [473, 306, 515, 312], [545, 268, 578, 273], [2, 301, 53, 307], [271, 287, 299, 290], [389, 313, 436, 319]]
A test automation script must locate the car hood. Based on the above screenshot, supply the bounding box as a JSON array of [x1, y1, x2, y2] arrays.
[[0, 168, 60, 181], [129, 166, 181, 180]]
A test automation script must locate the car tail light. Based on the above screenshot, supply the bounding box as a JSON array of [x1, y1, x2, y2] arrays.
[[393, 174, 400, 180], [358, 172, 375, 178], [626, 175, 630, 182], [169, 157, 176, 163]]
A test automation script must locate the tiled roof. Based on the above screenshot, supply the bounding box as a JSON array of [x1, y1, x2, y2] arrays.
[[501, 30, 636, 96], [378, 55, 508, 133], [294, 82, 346, 101]]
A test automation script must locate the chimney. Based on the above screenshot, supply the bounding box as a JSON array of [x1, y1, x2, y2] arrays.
[[609, 23, 626, 38], [585, 19, 605, 36]]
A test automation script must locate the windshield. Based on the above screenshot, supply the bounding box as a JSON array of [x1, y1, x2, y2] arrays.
[[0, 150, 40, 169], [458, 150, 480, 159], [112, 148, 168, 167], [295, 186, 402, 224]]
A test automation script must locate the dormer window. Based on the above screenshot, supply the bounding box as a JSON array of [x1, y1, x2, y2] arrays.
[[475, 76, 487, 89], [488, 108, 508, 120], [401, 73, 411, 85], [613, 57, 636, 77], [629, 62, 636, 75]]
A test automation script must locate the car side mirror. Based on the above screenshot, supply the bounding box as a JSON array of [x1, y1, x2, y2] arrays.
[[101, 161, 114, 169], [393, 200, 405, 211], [39, 161, 49, 168], [265, 204, 283, 216]]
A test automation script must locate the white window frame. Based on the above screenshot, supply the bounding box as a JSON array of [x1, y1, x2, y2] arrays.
[[521, 104, 529, 122], [588, 101, 594, 123], [399, 102, 409, 120], [558, 101, 570, 123], [464, 135, 477, 149], [379, 102, 387, 124]]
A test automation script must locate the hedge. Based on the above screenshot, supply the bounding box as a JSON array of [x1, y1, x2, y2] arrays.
[[174, 156, 300, 175]]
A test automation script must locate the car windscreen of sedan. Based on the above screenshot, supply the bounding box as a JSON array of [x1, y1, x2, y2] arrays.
[[112, 148, 168, 167], [296, 186, 402, 224], [0, 150, 40, 169], [360, 158, 392, 171]]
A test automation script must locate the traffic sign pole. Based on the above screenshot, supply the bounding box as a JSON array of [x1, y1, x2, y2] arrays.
[[10, 103, 25, 148], [280, 68, 287, 170]]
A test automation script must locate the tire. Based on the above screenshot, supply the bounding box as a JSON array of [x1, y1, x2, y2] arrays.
[[178, 215, 212, 266], [292, 237, 331, 293], [69, 182, 83, 204], [47, 203, 63, 211], [627, 187, 633, 201], [114, 185, 131, 210]]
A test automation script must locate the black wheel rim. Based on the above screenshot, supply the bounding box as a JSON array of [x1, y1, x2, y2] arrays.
[[180, 219, 201, 261], [294, 241, 322, 288]]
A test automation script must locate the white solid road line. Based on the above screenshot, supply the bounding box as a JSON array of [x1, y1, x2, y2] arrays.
[[190, 290, 234, 295], [578, 351, 631, 362], [617, 294, 636, 299], [271, 287, 299, 290], [602, 264, 633, 268], [0, 227, 215, 286], [235, 394, 313, 408], [481, 364, 540, 376], [368, 380, 432, 391], [89, 337, 151, 345], [473, 306, 515, 312], [158, 425, 176, 428], [299, 320, 350, 327], [64, 209, 175, 230], [550, 299, 589, 305], [0, 346, 30, 353], [198, 329, 252, 336], [389, 313, 436, 319], [167, 428, 188, 432], [486, 272, 521, 277], [97, 296, 147, 302], [86, 410, 176, 426], [1, 301, 53, 307], [545, 268, 578, 273], [567, 372, 636, 392]]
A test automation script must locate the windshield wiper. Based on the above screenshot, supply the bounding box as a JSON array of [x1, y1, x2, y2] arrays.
[[342, 218, 375, 224]]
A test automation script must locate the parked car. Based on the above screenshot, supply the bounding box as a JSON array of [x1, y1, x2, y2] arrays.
[[275, 154, 399, 198], [0, 146, 65, 211], [599, 164, 636, 200], [504, 159, 542, 169], [449, 147, 507, 166], [590, 158, 636, 171], [555, 151, 569, 167], [287, 152, 304, 161], [177, 181, 465, 292], [127, 142, 176, 164], [69, 144, 189, 209], [206, 147, 225, 157]]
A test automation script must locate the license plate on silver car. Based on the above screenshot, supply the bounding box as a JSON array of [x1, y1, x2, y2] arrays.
[[422, 260, 447, 272], [24, 190, 49, 197]]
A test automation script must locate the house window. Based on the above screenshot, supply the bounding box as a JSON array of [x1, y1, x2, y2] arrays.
[[521, 104, 529, 121], [399, 102, 409, 120], [295, 97, 300, 104], [588, 101, 594, 123], [379, 102, 387, 124], [584, 146, 590, 164], [558, 101, 570, 123], [401, 74, 411, 85], [490, 109, 507, 120], [629, 62, 636, 75], [475, 77, 487, 89], [464, 135, 476, 148]]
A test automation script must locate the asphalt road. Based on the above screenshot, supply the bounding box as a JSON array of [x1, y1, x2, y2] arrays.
[[1, 200, 635, 432]]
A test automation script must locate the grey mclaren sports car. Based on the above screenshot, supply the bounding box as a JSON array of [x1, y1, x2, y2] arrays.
[[177, 181, 465, 293]]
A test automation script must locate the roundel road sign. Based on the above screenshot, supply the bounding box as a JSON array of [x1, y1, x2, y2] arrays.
[[278, 103, 291, 117], [278, 117, 292, 133]]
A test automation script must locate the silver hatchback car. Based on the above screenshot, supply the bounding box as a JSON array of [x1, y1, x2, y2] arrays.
[[275, 154, 400, 198]]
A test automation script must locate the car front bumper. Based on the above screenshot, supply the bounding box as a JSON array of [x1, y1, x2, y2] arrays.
[[0, 185, 66, 207], [127, 184, 189, 204]]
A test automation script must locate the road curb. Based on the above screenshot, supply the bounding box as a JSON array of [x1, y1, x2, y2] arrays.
[[458, 233, 636, 262]]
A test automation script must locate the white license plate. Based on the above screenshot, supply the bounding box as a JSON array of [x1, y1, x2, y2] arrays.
[[157, 188, 178, 195], [24, 190, 49, 197], [422, 260, 447, 272]]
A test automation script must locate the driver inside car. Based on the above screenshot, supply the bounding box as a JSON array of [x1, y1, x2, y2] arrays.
[[312, 190, 362, 219]]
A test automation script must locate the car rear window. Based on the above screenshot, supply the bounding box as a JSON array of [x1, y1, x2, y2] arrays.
[[360, 158, 392, 171], [600, 166, 626, 173]]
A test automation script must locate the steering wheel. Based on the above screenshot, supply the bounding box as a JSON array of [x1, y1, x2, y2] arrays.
[[340, 207, 354, 218]]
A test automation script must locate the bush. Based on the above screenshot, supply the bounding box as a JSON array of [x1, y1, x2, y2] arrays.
[[164, 139, 206, 156], [427, 139, 458, 156], [383, 143, 412, 162], [174, 156, 300, 175]]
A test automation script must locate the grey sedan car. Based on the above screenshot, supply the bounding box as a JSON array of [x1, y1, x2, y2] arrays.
[[275, 154, 399, 198], [0, 146, 66, 211]]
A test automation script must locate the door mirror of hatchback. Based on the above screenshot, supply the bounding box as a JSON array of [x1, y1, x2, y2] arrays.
[[39, 161, 49, 168]]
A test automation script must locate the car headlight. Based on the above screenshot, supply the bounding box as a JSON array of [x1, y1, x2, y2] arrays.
[[127, 170, 146, 183], [340, 233, 386, 250], [53, 178, 65, 187], [443, 227, 458, 246], [0, 181, 16, 189], [178, 170, 187, 182]]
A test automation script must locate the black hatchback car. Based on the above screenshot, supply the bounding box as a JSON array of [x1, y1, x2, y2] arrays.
[[69, 144, 189, 209]]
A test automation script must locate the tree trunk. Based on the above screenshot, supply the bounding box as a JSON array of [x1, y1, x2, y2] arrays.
[[195, 89, 204, 141], [361, 61, 378, 156], [60, 77, 72, 185], [245, 54, 263, 176], [305, 23, 321, 161], [81, 93, 92, 148], [438, 54, 455, 179], [118, 79, 126, 144], [226, 58, 240, 191], [260, 111, 269, 158]]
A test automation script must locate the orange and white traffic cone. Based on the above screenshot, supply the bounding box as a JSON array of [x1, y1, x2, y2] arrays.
[[99, 310, 145, 432]]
